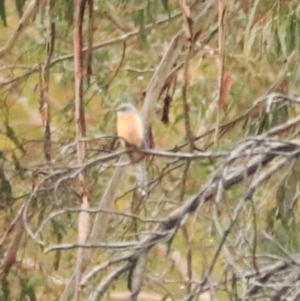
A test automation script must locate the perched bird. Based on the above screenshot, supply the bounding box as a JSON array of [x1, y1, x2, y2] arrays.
[[116, 103, 147, 193], [116, 103, 146, 151]]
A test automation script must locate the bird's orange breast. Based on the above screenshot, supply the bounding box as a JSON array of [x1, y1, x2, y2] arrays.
[[117, 112, 144, 148]]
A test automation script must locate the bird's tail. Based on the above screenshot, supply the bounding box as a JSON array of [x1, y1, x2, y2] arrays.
[[136, 161, 148, 196]]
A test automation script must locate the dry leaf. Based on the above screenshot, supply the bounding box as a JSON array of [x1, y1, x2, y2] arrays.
[[219, 71, 233, 110]]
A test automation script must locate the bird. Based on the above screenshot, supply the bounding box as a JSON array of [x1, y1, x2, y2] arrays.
[[116, 102, 148, 194], [116, 103, 147, 159]]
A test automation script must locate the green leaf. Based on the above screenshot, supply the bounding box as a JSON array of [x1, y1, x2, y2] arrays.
[[146, 0, 156, 24], [5, 123, 26, 154], [15, 0, 27, 18], [0, 168, 13, 209], [133, 9, 147, 45], [0, 0, 7, 26], [19, 278, 37, 301], [160, 0, 169, 12], [1, 279, 11, 301], [52, 0, 73, 24]]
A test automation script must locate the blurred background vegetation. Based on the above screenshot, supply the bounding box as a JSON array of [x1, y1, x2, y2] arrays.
[[1, 0, 300, 300]]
